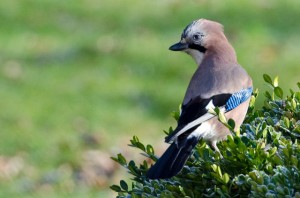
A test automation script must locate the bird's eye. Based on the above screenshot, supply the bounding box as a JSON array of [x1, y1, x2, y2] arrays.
[[193, 34, 199, 40]]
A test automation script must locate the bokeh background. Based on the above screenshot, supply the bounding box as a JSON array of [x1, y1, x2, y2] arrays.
[[0, 0, 299, 197]]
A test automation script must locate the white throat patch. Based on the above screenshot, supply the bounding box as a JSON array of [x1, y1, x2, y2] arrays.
[[185, 49, 204, 65]]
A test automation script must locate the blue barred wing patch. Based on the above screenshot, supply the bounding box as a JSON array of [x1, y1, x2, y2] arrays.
[[225, 87, 253, 111]]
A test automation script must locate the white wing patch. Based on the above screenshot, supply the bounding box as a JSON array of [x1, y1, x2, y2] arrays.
[[175, 105, 226, 139], [205, 100, 215, 110], [189, 122, 212, 139]]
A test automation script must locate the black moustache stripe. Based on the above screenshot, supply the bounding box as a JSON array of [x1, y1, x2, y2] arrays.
[[188, 44, 207, 53]]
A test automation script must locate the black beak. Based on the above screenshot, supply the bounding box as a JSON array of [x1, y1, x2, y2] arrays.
[[169, 42, 188, 51]]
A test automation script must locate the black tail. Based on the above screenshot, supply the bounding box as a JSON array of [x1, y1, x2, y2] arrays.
[[146, 137, 199, 179]]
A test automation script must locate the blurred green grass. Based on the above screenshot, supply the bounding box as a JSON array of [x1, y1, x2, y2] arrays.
[[0, 0, 299, 197]]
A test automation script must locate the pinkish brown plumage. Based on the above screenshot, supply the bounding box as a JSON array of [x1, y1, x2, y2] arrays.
[[147, 19, 253, 179]]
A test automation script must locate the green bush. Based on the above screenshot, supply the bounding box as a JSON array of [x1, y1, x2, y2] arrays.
[[111, 75, 300, 198]]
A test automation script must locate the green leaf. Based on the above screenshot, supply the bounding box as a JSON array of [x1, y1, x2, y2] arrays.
[[270, 147, 277, 156], [267, 117, 276, 127], [223, 173, 230, 184], [263, 74, 273, 86], [291, 156, 298, 166], [250, 95, 256, 107], [120, 180, 128, 191], [283, 117, 290, 128], [273, 76, 279, 87], [128, 160, 139, 175], [274, 87, 283, 99], [143, 186, 152, 194], [217, 166, 222, 177], [113, 153, 127, 166], [211, 164, 218, 172], [110, 185, 122, 192], [179, 186, 186, 196], [128, 160, 136, 167], [171, 109, 180, 121], [264, 91, 272, 100], [218, 111, 227, 124], [262, 128, 268, 138], [297, 82, 300, 89], [228, 119, 235, 130], [111, 157, 118, 163], [236, 175, 246, 185], [291, 98, 297, 109], [214, 106, 220, 114], [133, 135, 139, 143], [135, 142, 146, 151], [146, 145, 154, 155]]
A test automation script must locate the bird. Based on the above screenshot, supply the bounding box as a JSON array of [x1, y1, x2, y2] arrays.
[[146, 19, 253, 179]]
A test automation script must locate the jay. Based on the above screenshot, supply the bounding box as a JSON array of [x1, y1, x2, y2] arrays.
[[147, 19, 253, 179]]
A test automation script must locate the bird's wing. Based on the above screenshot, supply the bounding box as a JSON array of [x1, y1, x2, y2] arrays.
[[165, 87, 253, 143]]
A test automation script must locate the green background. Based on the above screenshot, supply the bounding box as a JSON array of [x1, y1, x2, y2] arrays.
[[0, 0, 299, 197]]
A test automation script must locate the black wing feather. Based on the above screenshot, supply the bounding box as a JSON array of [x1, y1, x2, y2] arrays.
[[165, 93, 232, 142], [147, 136, 199, 179], [147, 93, 233, 179]]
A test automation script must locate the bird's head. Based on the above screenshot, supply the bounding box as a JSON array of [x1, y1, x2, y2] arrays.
[[169, 19, 226, 65]]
